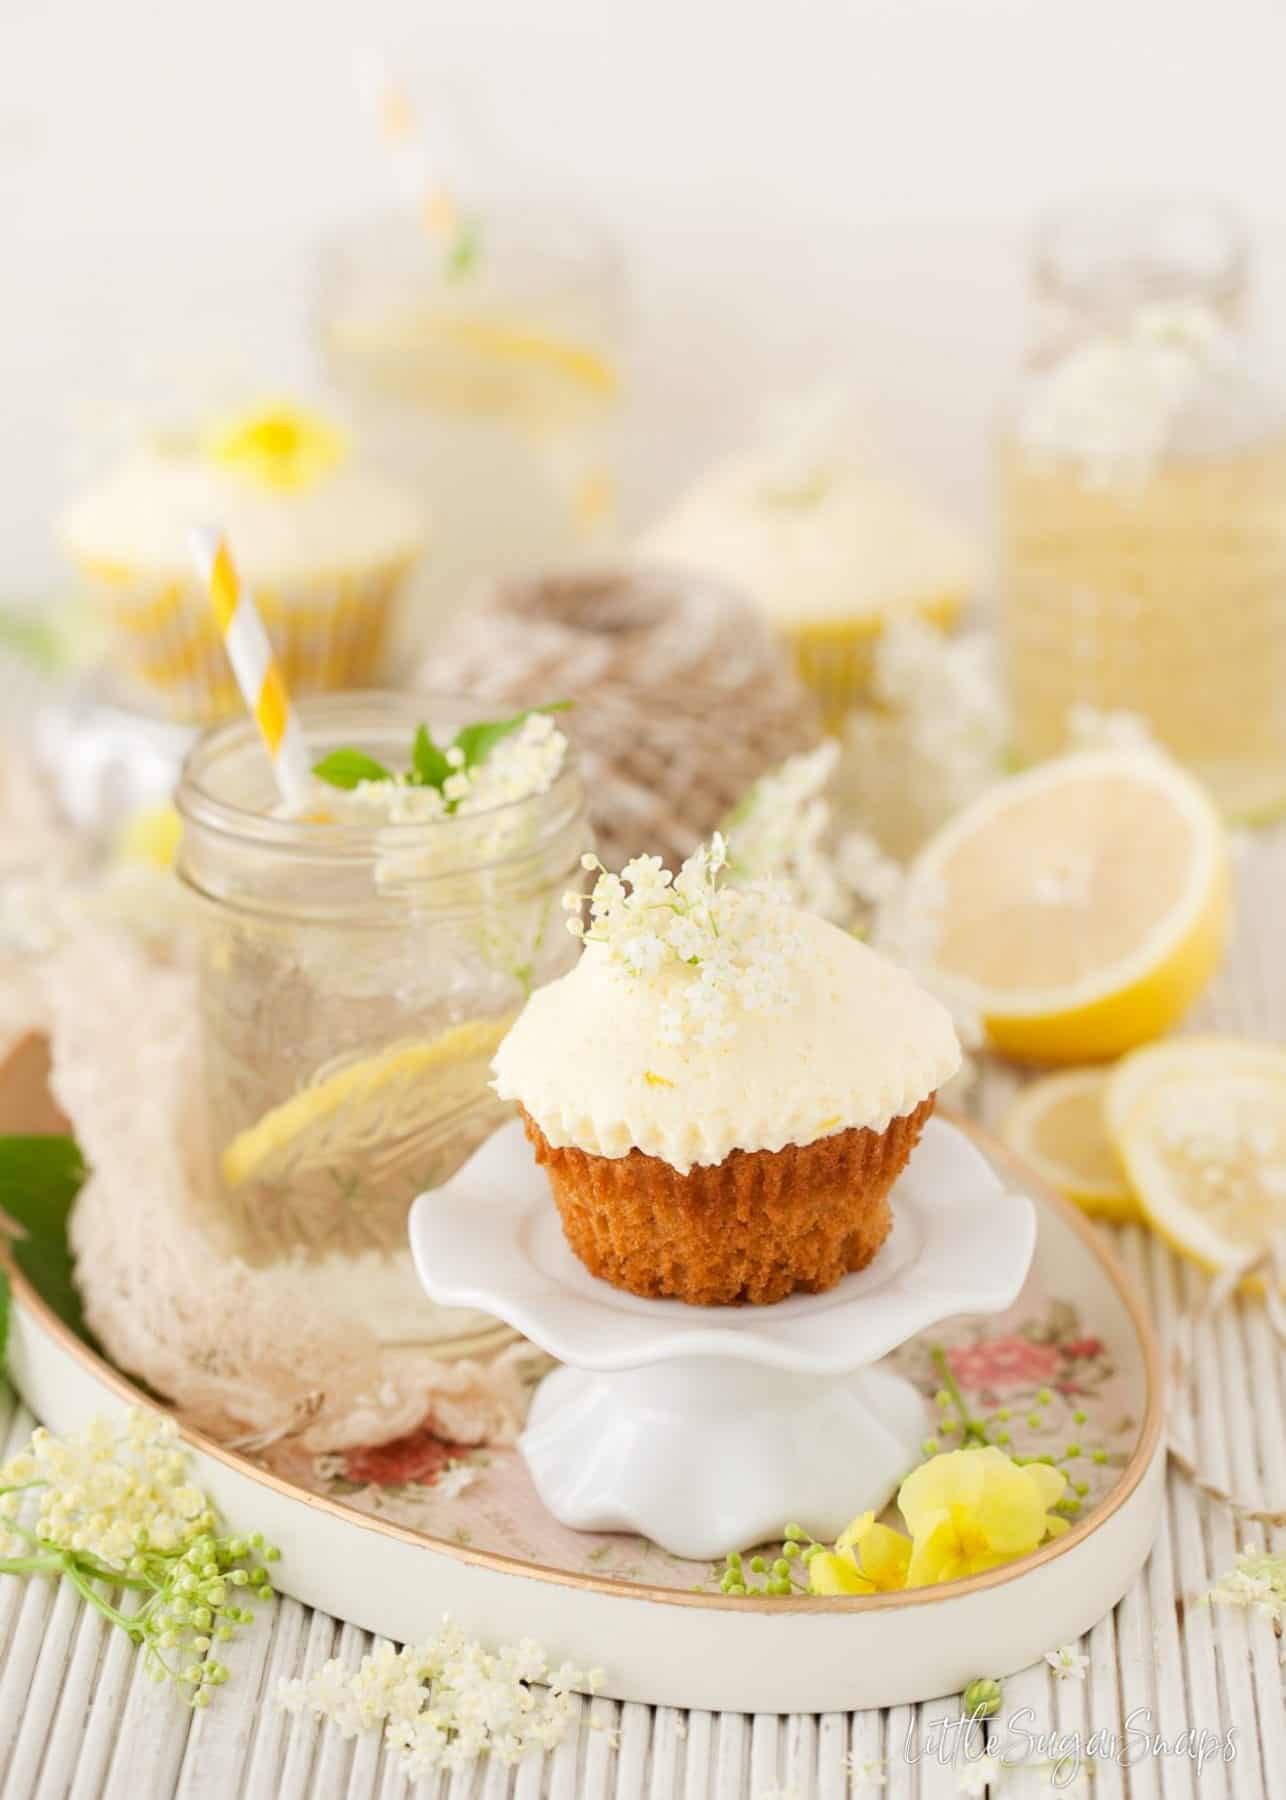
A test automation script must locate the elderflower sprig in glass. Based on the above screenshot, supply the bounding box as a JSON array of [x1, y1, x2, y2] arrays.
[[0, 1410, 276, 1707], [177, 691, 588, 1354]]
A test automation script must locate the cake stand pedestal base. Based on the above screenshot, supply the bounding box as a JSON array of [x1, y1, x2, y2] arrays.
[[522, 1357, 929, 1560]]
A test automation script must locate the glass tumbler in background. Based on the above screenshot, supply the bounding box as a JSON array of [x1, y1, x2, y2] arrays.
[[997, 195, 1286, 820], [175, 691, 589, 1355], [317, 203, 625, 663]]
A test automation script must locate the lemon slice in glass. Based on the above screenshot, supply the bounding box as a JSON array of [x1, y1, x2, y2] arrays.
[[222, 1014, 516, 1189], [903, 748, 1230, 1063], [1001, 1069, 1138, 1222], [1106, 1038, 1286, 1279]]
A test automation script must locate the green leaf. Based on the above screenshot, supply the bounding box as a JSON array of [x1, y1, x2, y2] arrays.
[[0, 1135, 94, 1350], [410, 724, 452, 791], [312, 748, 393, 790], [452, 702, 572, 771], [0, 1265, 9, 1376]]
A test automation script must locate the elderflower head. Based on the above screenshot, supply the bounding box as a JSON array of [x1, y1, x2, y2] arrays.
[[0, 1409, 277, 1706], [1045, 1643, 1090, 1680], [1, 1410, 212, 1565], [1206, 1547, 1286, 1625], [277, 1618, 603, 1777], [723, 740, 901, 928], [842, 617, 1006, 861], [566, 834, 800, 1047]]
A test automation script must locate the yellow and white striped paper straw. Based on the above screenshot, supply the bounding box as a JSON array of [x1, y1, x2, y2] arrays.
[[189, 526, 312, 810], [353, 50, 458, 238]]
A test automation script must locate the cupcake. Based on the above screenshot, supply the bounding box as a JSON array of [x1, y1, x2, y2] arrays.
[[60, 404, 424, 723], [492, 835, 960, 1305], [637, 445, 977, 729]]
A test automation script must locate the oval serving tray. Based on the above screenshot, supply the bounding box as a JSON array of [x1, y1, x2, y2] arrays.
[[1, 1045, 1164, 1715]]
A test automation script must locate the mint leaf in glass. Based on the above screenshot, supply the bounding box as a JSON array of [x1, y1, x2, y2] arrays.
[[312, 749, 394, 790], [452, 702, 572, 771], [411, 724, 452, 790]]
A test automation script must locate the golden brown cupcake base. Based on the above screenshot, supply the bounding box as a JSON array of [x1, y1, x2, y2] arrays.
[[520, 1096, 935, 1306]]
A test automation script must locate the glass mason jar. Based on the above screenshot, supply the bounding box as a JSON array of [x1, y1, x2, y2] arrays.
[[317, 201, 624, 662], [175, 691, 588, 1353], [998, 195, 1286, 820]]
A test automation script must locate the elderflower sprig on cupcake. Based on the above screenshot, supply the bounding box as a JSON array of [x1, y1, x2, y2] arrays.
[[0, 1409, 277, 1707], [564, 833, 800, 1047], [311, 703, 571, 822]]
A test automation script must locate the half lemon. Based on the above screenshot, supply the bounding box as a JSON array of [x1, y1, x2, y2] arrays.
[[903, 748, 1230, 1064]]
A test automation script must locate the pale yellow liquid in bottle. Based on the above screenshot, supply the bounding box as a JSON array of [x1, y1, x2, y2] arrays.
[[999, 432, 1286, 819]]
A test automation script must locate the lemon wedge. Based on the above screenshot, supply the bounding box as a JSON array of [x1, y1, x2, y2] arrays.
[[222, 1014, 516, 1189], [1001, 1069, 1139, 1222], [904, 748, 1230, 1063], [1106, 1038, 1286, 1279]]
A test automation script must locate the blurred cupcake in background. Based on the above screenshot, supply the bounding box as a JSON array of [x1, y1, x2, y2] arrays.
[[59, 402, 424, 723], [637, 427, 978, 729]]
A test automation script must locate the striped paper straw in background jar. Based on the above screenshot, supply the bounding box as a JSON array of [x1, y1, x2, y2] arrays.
[[189, 526, 312, 810]]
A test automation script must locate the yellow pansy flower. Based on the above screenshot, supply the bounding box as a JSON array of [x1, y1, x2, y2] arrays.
[[204, 404, 347, 492], [809, 1509, 912, 1596], [899, 1445, 1069, 1589]]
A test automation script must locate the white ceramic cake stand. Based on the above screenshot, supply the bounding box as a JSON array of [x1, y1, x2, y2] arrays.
[[409, 1117, 1036, 1559]]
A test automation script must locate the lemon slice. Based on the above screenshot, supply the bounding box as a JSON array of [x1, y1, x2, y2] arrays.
[[1001, 1069, 1139, 1222], [904, 748, 1229, 1063], [222, 1014, 516, 1189], [1107, 1039, 1286, 1278]]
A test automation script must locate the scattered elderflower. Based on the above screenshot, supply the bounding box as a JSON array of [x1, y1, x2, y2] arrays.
[[0, 1409, 276, 1706], [844, 1752, 888, 1790], [1205, 1546, 1286, 1627], [722, 740, 901, 928], [1044, 1642, 1090, 1680], [276, 1618, 602, 1776], [567, 834, 800, 1047]]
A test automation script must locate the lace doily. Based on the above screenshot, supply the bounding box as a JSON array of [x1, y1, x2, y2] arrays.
[[416, 565, 820, 870], [29, 926, 535, 1455]]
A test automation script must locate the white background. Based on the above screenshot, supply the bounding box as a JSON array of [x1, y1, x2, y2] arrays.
[[5, 0, 1286, 596]]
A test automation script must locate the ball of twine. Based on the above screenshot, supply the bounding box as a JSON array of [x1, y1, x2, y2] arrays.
[[416, 564, 821, 870]]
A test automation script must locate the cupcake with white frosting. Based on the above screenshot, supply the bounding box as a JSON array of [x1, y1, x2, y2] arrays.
[[637, 445, 977, 728], [492, 834, 960, 1305], [60, 403, 424, 722]]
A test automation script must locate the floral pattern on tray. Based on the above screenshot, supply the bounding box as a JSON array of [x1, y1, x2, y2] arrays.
[[259, 1287, 1140, 1595]]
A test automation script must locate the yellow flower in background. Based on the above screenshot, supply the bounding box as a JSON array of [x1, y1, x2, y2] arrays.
[[899, 1445, 1069, 1588], [204, 404, 347, 492], [809, 1509, 912, 1596]]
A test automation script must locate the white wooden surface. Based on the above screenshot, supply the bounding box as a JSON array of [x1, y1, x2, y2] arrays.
[[0, 741, 1283, 1794]]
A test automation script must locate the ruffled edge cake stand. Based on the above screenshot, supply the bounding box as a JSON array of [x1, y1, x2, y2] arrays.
[[409, 1117, 1037, 1558]]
